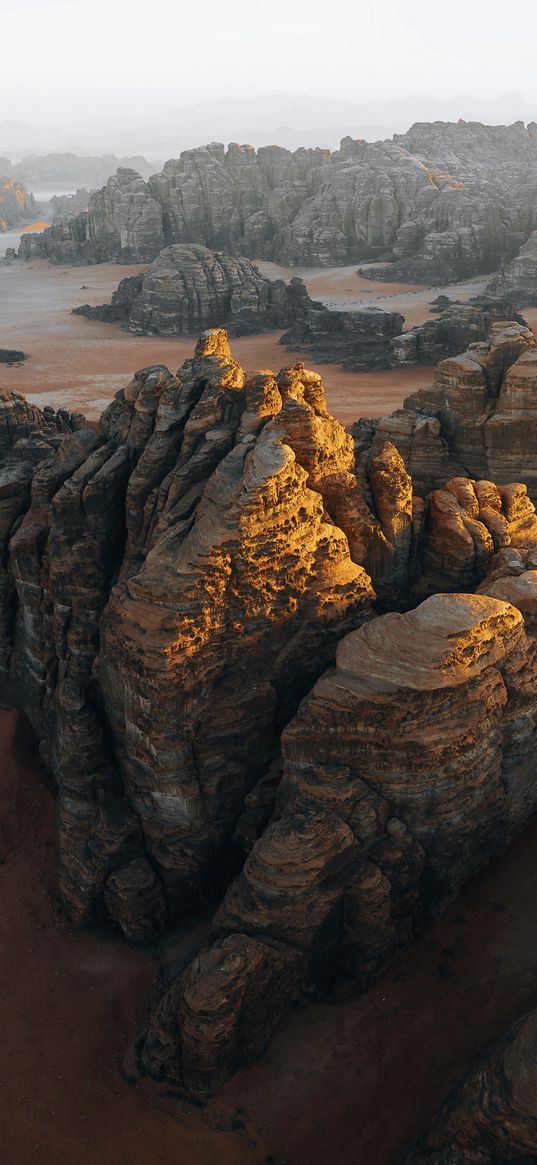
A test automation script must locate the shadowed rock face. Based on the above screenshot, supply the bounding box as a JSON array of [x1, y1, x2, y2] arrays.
[[490, 229, 537, 306], [141, 589, 537, 1090], [17, 121, 537, 280], [404, 1007, 537, 1163]]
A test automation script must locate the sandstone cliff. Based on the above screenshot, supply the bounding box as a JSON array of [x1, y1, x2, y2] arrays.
[[0, 331, 386, 937], [142, 589, 537, 1091], [354, 319, 537, 499], [3, 326, 537, 1103], [18, 121, 537, 281]]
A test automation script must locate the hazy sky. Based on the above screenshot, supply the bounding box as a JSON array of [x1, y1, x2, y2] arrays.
[[3, 0, 537, 125]]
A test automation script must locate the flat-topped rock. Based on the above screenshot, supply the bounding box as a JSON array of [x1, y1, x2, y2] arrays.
[[334, 592, 522, 695]]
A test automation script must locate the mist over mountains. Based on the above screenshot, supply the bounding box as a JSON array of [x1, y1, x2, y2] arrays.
[[4, 92, 537, 161]]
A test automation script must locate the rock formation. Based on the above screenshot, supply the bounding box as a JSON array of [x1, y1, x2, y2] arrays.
[[404, 1006, 537, 1163], [489, 229, 537, 306], [4, 323, 537, 1102], [141, 588, 537, 1091], [17, 121, 537, 281], [280, 303, 404, 370], [354, 319, 537, 499], [0, 176, 36, 231], [390, 297, 526, 366], [50, 189, 91, 220], [0, 349, 26, 365], [73, 243, 325, 336], [0, 331, 388, 938]]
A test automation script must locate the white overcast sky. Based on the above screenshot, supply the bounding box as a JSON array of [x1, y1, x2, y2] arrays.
[[2, 0, 537, 124]]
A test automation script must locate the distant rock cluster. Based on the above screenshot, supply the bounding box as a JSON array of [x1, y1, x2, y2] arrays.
[[17, 121, 537, 281]]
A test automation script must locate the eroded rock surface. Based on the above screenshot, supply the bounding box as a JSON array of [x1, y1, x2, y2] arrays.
[[19, 121, 537, 280], [73, 243, 323, 337], [0, 176, 36, 231], [142, 590, 537, 1090], [405, 1007, 537, 1163], [355, 319, 537, 499], [4, 323, 537, 1105], [0, 331, 381, 936]]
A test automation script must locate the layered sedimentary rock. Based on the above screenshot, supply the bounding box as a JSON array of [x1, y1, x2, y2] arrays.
[[0, 176, 36, 231], [414, 477, 537, 596], [489, 229, 537, 306], [0, 331, 387, 939], [355, 319, 537, 499], [18, 121, 537, 279], [405, 1007, 537, 1163], [6, 322, 537, 1100], [50, 189, 91, 220], [391, 298, 526, 366], [142, 590, 537, 1090], [73, 243, 323, 336], [280, 304, 404, 370]]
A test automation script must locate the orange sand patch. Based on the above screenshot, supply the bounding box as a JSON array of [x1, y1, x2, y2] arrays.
[[0, 259, 434, 423], [19, 220, 50, 233]]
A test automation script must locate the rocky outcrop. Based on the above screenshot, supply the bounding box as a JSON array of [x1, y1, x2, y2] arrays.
[[391, 298, 526, 366], [50, 189, 91, 220], [18, 121, 537, 279], [354, 319, 537, 499], [404, 1007, 537, 1163], [280, 304, 404, 370], [0, 332, 386, 940], [0, 176, 36, 231], [414, 477, 537, 597], [7, 323, 537, 1102], [489, 228, 537, 306], [141, 590, 537, 1090], [73, 244, 324, 336], [0, 349, 26, 365]]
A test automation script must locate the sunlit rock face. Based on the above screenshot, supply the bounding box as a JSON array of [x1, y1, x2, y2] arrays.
[[0, 176, 36, 230], [404, 1006, 537, 1163], [18, 121, 537, 279], [0, 331, 381, 936], [141, 589, 537, 1091]]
